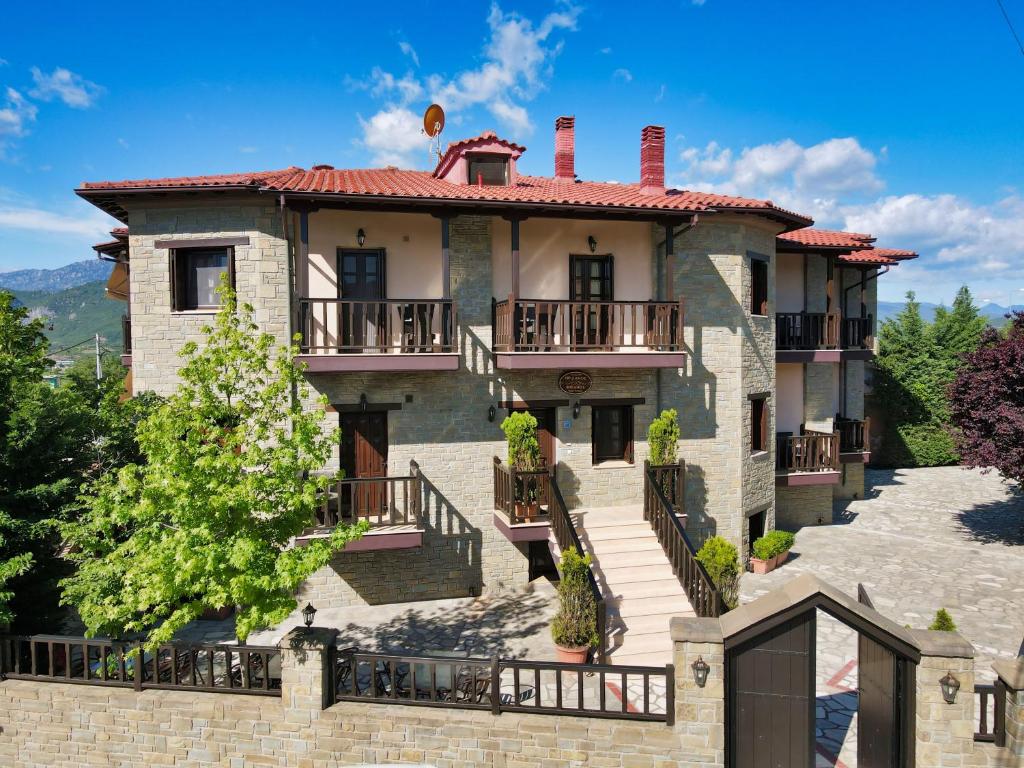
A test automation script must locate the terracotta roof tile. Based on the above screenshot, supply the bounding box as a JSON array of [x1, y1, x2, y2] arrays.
[[777, 227, 875, 249]]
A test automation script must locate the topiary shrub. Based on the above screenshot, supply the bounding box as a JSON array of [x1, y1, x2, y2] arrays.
[[647, 408, 680, 466], [500, 411, 542, 471], [763, 530, 795, 557], [928, 608, 957, 632], [696, 535, 740, 610], [751, 537, 774, 561], [551, 547, 598, 649]]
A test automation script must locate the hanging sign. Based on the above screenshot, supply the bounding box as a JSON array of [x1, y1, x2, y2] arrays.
[[558, 370, 592, 395]]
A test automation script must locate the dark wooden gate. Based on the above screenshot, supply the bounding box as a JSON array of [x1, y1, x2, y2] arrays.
[[859, 633, 898, 767], [728, 612, 815, 768]]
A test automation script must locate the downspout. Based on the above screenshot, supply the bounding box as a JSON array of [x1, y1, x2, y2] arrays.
[[654, 215, 700, 414]]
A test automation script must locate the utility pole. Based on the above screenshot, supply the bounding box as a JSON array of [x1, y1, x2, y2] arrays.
[[94, 333, 103, 385]]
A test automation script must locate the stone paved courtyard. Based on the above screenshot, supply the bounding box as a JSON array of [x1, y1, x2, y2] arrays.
[[742, 465, 1024, 768]]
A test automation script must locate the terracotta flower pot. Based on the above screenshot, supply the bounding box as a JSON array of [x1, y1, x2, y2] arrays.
[[554, 644, 590, 664], [750, 557, 773, 575], [774, 550, 790, 567]]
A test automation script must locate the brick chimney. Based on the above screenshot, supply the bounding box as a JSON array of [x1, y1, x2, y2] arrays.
[[554, 116, 575, 182], [639, 125, 666, 195]]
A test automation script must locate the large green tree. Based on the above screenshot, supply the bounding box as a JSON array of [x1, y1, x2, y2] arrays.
[[0, 291, 94, 628], [62, 283, 364, 645], [872, 287, 988, 467]]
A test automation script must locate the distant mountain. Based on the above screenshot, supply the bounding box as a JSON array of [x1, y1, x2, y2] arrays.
[[0, 260, 112, 293], [11, 281, 124, 358], [876, 300, 1022, 327]]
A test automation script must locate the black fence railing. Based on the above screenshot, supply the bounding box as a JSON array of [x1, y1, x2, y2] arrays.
[[332, 649, 673, 723], [0, 635, 281, 696], [974, 682, 1006, 745]]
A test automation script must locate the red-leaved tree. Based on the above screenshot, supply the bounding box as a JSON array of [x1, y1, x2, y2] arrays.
[[948, 312, 1024, 483]]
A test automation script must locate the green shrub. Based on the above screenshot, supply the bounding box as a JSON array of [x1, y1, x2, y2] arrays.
[[751, 537, 774, 561], [928, 608, 957, 632], [764, 530, 795, 557], [647, 408, 680, 466], [551, 547, 599, 649], [696, 536, 740, 610], [500, 411, 541, 471]]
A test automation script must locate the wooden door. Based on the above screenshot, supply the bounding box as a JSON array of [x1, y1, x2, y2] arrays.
[[858, 634, 899, 768], [570, 255, 613, 347], [729, 612, 815, 768], [340, 412, 388, 521], [511, 408, 556, 468], [338, 249, 385, 351]]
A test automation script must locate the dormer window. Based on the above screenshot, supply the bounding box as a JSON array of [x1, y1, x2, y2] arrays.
[[467, 153, 509, 186]]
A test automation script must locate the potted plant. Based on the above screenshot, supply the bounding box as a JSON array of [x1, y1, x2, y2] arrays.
[[695, 536, 740, 611], [750, 536, 775, 574], [647, 409, 681, 507], [551, 547, 599, 663], [501, 411, 543, 522], [767, 530, 795, 567]]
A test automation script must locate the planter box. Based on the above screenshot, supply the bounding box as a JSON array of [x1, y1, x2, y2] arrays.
[[750, 556, 775, 575]]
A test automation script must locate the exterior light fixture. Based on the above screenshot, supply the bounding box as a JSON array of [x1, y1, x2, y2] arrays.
[[572, 401, 581, 419], [488, 405, 497, 422], [302, 602, 317, 628], [587, 235, 597, 253], [357, 228, 366, 247], [691, 655, 710, 688], [939, 671, 960, 704], [359, 393, 368, 412]]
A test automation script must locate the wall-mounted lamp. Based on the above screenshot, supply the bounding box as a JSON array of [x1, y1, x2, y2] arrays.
[[572, 401, 581, 419], [691, 655, 710, 688], [357, 228, 366, 247], [302, 602, 317, 628], [587, 235, 597, 254], [939, 671, 960, 704], [488, 405, 497, 422], [359, 393, 368, 412]]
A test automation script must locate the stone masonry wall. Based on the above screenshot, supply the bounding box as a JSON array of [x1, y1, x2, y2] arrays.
[[804, 363, 836, 426], [775, 484, 832, 530], [126, 200, 290, 394], [835, 461, 865, 501], [659, 217, 778, 552]]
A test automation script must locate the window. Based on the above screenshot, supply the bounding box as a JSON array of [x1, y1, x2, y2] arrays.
[[171, 247, 233, 310], [592, 405, 634, 464], [751, 257, 768, 316], [750, 395, 768, 453], [466, 154, 509, 186]]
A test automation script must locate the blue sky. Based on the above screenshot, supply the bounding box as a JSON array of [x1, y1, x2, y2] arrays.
[[1, 0, 1022, 304]]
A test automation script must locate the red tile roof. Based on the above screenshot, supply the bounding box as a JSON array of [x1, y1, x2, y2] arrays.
[[777, 228, 875, 250], [837, 252, 899, 266], [869, 247, 917, 260], [78, 166, 812, 227]]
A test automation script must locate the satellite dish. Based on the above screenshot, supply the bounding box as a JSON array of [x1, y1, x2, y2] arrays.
[[423, 104, 445, 137]]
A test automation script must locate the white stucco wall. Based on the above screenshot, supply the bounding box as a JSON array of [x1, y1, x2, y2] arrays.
[[776, 363, 804, 434], [776, 252, 804, 312], [492, 218, 653, 300]]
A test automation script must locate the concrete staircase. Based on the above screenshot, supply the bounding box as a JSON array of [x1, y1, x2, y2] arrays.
[[571, 504, 696, 667]]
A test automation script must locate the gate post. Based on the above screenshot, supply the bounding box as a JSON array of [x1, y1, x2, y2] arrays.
[[993, 657, 1024, 758], [909, 629, 976, 768], [671, 616, 725, 768], [280, 626, 339, 714]]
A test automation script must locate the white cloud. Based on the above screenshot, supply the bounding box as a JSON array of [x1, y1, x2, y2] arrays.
[[117, 137, 129, 149], [692, 0, 707, 5], [354, 3, 579, 167], [398, 41, 419, 67], [599, 47, 612, 54], [29, 66, 103, 108], [0, 202, 114, 239], [238, 145, 258, 154], [655, 84, 666, 102], [613, 68, 633, 82], [0, 87, 37, 150]]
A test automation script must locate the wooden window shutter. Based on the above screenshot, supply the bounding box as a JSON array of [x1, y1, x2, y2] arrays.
[[227, 247, 237, 289], [569, 255, 578, 301], [591, 406, 598, 465], [607, 255, 615, 301], [760, 399, 768, 451], [624, 406, 634, 463], [169, 249, 178, 310]]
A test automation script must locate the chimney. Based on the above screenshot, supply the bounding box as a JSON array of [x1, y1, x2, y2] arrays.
[[639, 125, 666, 195], [554, 116, 575, 182]]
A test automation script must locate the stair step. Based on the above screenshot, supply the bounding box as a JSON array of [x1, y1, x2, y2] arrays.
[[596, 563, 676, 583], [602, 579, 687, 601], [612, 613, 677, 636], [586, 538, 662, 555], [589, 550, 668, 568], [583, 523, 657, 542], [609, 650, 673, 668], [574, 511, 646, 528], [609, 595, 694, 618]]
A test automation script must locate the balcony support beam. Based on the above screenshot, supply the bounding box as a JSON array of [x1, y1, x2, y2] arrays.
[[440, 215, 451, 300]]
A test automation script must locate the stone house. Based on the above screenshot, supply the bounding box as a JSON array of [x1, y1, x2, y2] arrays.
[[80, 116, 916, 664]]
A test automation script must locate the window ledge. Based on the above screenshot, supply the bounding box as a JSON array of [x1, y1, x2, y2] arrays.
[[592, 460, 635, 470], [171, 309, 221, 315], [750, 450, 770, 460]]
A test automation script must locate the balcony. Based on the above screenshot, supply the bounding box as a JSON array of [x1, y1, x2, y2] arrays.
[[298, 465, 424, 551], [775, 431, 840, 486], [837, 417, 871, 462], [492, 298, 686, 369], [295, 299, 459, 373], [775, 312, 874, 362], [492, 458, 552, 542]]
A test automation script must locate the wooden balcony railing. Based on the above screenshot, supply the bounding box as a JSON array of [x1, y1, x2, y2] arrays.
[[841, 315, 873, 349], [643, 463, 723, 618], [776, 431, 840, 473], [493, 458, 551, 524], [298, 299, 456, 354], [121, 314, 132, 355], [837, 417, 870, 453], [493, 297, 684, 352], [974, 682, 1006, 745], [775, 312, 840, 350], [311, 462, 422, 530]]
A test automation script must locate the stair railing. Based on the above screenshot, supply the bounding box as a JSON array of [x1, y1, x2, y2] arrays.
[[643, 461, 723, 617], [548, 474, 608, 664]]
